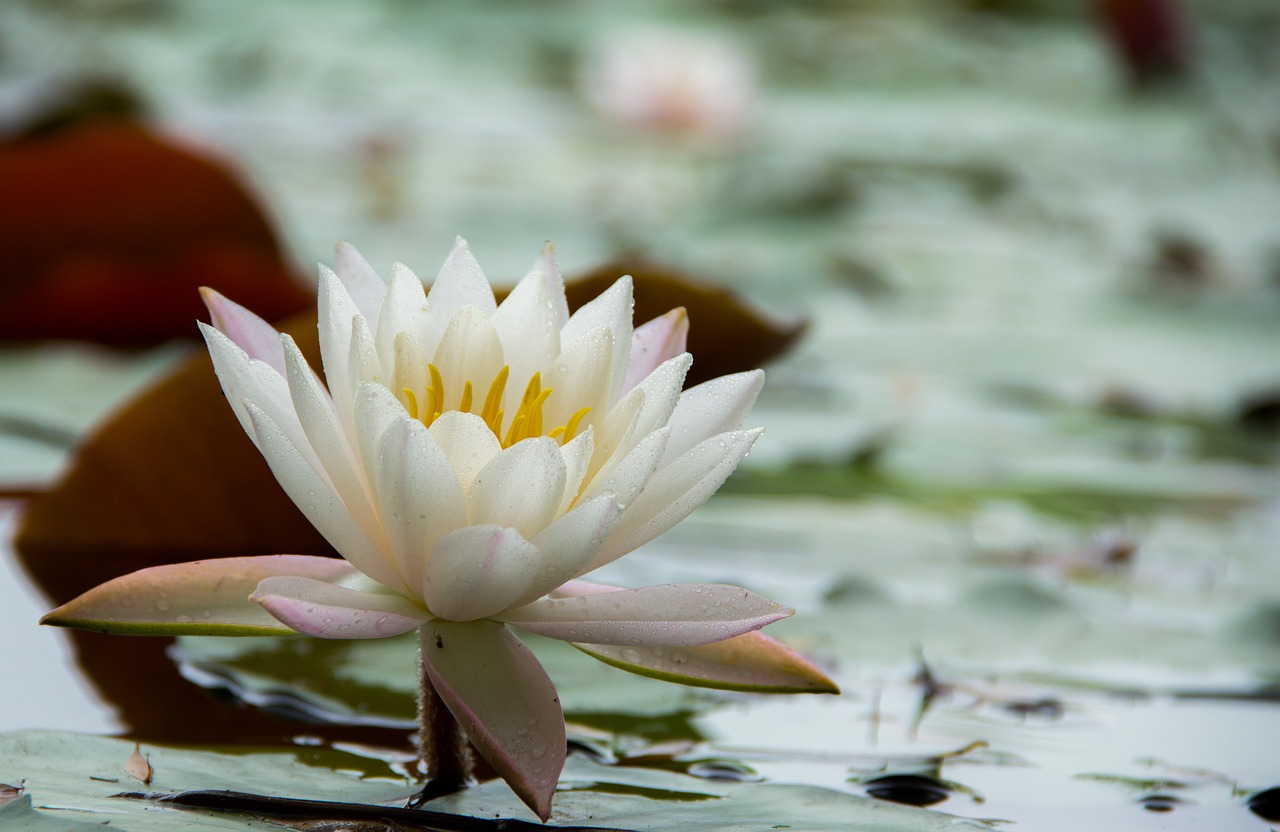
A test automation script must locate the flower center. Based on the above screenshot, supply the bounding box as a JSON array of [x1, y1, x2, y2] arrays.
[[404, 364, 591, 448]]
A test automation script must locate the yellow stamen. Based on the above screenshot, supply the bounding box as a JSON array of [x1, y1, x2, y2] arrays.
[[426, 364, 445, 425], [481, 366, 509, 434], [403, 389, 420, 420], [562, 406, 591, 443], [459, 380, 473, 414]]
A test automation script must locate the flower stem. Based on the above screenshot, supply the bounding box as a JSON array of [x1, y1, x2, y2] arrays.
[[408, 646, 471, 807]]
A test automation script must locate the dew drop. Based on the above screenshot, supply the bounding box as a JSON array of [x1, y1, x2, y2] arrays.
[[155, 600, 171, 612]]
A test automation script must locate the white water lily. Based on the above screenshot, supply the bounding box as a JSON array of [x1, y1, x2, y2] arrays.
[[44, 238, 835, 820]]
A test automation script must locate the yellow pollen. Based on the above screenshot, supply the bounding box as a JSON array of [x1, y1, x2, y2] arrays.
[[406, 363, 591, 448]]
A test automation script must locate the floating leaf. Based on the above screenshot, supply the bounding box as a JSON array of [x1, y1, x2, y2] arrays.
[[0, 121, 311, 345], [0, 731, 969, 832]]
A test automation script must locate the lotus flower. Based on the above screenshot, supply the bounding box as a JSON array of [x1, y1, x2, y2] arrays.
[[43, 238, 835, 820]]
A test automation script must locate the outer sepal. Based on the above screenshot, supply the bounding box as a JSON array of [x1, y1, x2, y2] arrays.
[[574, 630, 839, 694], [41, 555, 353, 637]]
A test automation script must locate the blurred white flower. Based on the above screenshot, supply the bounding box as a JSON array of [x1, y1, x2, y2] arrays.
[[580, 28, 757, 140]]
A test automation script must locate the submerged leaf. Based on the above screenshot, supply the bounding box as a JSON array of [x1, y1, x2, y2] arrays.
[[0, 121, 311, 345]]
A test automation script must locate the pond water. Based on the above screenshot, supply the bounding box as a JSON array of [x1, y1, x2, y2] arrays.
[[1, 0, 1279, 829]]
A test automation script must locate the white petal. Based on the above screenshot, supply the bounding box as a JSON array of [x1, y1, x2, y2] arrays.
[[431, 306, 505, 413], [428, 236, 497, 323], [201, 324, 309, 461], [542, 327, 613, 445], [333, 241, 388, 328], [560, 276, 633, 403], [581, 425, 670, 508], [662, 369, 764, 465], [522, 242, 569, 328], [467, 438, 566, 538], [282, 334, 385, 551], [347, 314, 384, 395], [626, 352, 692, 441], [490, 269, 561, 417], [392, 331, 430, 415], [512, 494, 622, 607], [420, 621, 564, 821], [252, 575, 428, 639], [623, 308, 688, 395], [244, 402, 408, 594], [317, 265, 364, 434], [585, 384, 644, 483], [557, 427, 594, 513], [501, 583, 792, 646], [428, 411, 503, 491], [201, 288, 286, 374], [589, 428, 763, 570], [375, 263, 429, 379], [423, 526, 543, 621], [352, 382, 410, 491], [373, 414, 467, 594]]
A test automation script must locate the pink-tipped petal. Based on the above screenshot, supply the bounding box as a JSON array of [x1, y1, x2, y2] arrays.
[[623, 307, 688, 395], [553, 580, 835, 693], [577, 633, 839, 694], [334, 241, 388, 327], [423, 526, 543, 622], [41, 556, 355, 636], [421, 621, 564, 821], [251, 576, 428, 639], [200, 287, 287, 373], [200, 323, 307, 458], [500, 583, 792, 646]]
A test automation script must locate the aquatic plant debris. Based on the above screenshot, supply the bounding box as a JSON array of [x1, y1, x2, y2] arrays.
[[41, 237, 835, 820]]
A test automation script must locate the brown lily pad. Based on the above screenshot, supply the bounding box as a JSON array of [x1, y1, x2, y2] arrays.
[[0, 119, 311, 344], [567, 260, 806, 388]]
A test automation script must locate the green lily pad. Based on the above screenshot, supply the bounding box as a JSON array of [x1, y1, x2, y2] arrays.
[[0, 730, 977, 832]]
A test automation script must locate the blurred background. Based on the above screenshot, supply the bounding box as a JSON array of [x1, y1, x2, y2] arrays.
[[1, 0, 1278, 829]]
